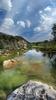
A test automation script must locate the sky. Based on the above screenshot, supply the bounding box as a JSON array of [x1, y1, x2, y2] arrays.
[[0, 0, 56, 42]]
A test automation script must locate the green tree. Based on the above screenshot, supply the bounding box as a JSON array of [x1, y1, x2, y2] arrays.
[[52, 24, 56, 41]]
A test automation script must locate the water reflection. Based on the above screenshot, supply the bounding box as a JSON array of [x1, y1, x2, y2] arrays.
[[23, 49, 43, 61], [20, 49, 56, 87], [40, 51, 56, 88], [50, 54, 56, 88], [24, 49, 43, 57]]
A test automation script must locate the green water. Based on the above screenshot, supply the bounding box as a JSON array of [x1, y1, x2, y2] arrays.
[[0, 49, 56, 99]]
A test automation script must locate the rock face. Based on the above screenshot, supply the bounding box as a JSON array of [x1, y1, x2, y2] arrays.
[[0, 32, 29, 50], [7, 80, 56, 100]]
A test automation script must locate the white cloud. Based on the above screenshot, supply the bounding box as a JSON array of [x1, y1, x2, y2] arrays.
[[17, 20, 31, 28], [44, 6, 51, 11], [39, 10, 43, 14], [34, 6, 56, 33], [0, 0, 12, 11], [0, 18, 15, 35], [1, 18, 14, 29], [34, 27, 41, 32], [17, 21, 26, 28], [26, 20, 31, 28]]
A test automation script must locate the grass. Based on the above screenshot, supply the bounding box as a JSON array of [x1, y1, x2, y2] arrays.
[[0, 90, 6, 100], [0, 69, 28, 99], [0, 61, 56, 99], [32, 42, 56, 53], [0, 60, 47, 99]]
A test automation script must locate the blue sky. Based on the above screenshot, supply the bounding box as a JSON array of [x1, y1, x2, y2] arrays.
[[0, 0, 56, 42]]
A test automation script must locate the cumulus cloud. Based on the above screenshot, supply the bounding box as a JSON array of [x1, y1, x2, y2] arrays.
[[34, 6, 56, 33], [44, 6, 52, 11], [0, 17, 15, 35], [0, 18, 14, 31], [17, 21, 26, 28], [17, 20, 31, 28], [34, 27, 41, 32], [0, 0, 12, 11]]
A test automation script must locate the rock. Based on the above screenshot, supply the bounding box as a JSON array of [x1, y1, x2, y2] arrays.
[[7, 80, 56, 100], [3, 59, 17, 69]]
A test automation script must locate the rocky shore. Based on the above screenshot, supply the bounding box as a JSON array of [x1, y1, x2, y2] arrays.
[[7, 80, 56, 100]]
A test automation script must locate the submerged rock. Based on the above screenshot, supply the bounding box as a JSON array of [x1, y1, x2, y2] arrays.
[[3, 59, 17, 69], [7, 80, 56, 100]]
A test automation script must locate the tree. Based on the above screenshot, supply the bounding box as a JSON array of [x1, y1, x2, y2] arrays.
[[52, 24, 56, 41], [44, 40, 48, 43]]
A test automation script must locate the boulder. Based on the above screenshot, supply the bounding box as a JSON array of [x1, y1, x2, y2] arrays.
[[7, 80, 56, 100], [3, 59, 17, 69]]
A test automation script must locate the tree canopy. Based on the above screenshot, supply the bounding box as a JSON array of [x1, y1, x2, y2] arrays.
[[52, 24, 56, 41]]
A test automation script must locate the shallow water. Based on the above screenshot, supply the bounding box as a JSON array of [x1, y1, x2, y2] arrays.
[[0, 49, 56, 99], [15, 49, 56, 88]]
